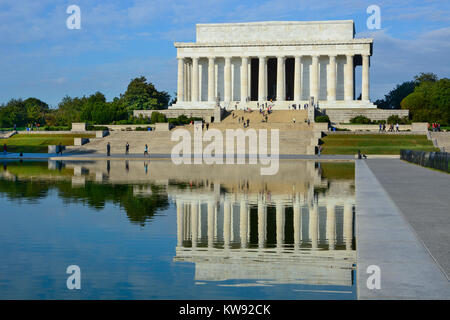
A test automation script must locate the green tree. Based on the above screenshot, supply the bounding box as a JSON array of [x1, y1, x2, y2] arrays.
[[122, 76, 170, 113], [401, 78, 450, 125], [413, 72, 438, 85], [375, 81, 416, 109], [24, 98, 49, 125]]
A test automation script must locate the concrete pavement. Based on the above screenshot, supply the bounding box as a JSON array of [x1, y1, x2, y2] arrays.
[[356, 159, 450, 299], [366, 159, 450, 279]]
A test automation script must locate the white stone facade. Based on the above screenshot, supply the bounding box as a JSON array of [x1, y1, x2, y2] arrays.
[[172, 20, 375, 110]]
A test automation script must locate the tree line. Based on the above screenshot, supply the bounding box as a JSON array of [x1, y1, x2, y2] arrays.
[[0, 76, 172, 128], [1, 73, 449, 128], [375, 72, 449, 126]]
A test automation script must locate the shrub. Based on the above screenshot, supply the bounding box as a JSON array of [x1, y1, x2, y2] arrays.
[[135, 126, 151, 131], [150, 112, 167, 124], [387, 115, 411, 124], [350, 115, 372, 124], [315, 115, 330, 123]]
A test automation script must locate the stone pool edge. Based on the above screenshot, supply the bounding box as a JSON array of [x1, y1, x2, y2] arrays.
[[355, 160, 450, 299]]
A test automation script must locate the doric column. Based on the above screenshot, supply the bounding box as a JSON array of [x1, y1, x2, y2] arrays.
[[326, 203, 336, 250], [362, 55, 370, 101], [327, 55, 336, 102], [276, 202, 285, 248], [310, 55, 319, 102], [208, 57, 215, 102], [240, 56, 249, 103], [258, 56, 266, 101], [294, 56, 302, 102], [176, 200, 184, 246], [192, 57, 199, 102], [207, 202, 215, 248], [224, 57, 232, 103], [240, 200, 248, 248], [177, 58, 184, 102], [191, 201, 198, 248], [258, 201, 266, 248], [276, 56, 285, 101], [309, 204, 318, 249], [223, 200, 231, 248], [344, 203, 353, 250], [344, 54, 354, 101]]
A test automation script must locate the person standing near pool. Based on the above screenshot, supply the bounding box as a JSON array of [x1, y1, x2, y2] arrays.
[[3, 144, 7, 155], [125, 142, 130, 155], [144, 144, 149, 157], [107, 142, 111, 156]]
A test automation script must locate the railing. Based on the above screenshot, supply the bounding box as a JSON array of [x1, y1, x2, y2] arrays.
[[400, 150, 449, 173]]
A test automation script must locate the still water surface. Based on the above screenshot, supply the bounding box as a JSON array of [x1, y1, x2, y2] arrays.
[[0, 160, 356, 299]]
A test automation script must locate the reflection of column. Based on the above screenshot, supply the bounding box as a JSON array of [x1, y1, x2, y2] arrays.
[[326, 203, 336, 250], [276, 202, 285, 248], [293, 201, 301, 249], [240, 200, 248, 248], [344, 203, 353, 250], [191, 201, 198, 248], [309, 204, 318, 249], [176, 200, 184, 246], [223, 200, 231, 248], [258, 201, 266, 248], [198, 202, 202, 240], [207, 202, 215, 248]]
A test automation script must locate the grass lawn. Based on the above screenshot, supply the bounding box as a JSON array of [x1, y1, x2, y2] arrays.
[[321, 134, 440, 155], [1, 134, 95, 153]]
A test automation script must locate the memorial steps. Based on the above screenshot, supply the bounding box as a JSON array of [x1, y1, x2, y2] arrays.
[[65, 122, 317, 155]]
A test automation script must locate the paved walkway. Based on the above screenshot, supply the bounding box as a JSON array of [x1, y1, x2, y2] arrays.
[[356, 160, 450, 299], [366, 159, 450, 279], [0, 153, 356, 161]]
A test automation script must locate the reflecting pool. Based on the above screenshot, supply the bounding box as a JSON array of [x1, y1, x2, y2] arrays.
[[0, 160, 356, 299]]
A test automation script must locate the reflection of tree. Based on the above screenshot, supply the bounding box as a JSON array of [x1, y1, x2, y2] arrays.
[[0, 179, 50, 201], [0, 178, 169, 226]]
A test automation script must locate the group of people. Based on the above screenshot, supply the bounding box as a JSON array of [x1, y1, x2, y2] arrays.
[[106, 142, 150, 157], [379, 123, 400, 132], [238, 117, 250, 128], [430, 123, 441, 131]]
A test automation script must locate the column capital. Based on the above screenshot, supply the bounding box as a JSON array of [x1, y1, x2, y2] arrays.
[[207, 56, 215, 60], [346, 53, 354, 58]]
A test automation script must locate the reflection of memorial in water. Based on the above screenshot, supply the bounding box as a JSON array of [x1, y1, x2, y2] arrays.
[[169, 163, 356, 287]]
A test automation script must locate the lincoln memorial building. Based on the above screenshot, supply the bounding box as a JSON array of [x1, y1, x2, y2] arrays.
[[171, 20, 376, 111]]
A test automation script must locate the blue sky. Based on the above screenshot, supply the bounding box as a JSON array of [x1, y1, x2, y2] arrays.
[[0, 0, 449, 107]]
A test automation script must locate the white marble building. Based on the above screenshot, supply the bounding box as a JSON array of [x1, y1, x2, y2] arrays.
[[171, 20, 376, 110]]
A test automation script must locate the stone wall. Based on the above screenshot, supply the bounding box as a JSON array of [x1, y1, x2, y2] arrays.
[[133, 108, 223, 123], [71, 123, 86, 131], [323, 108, 409, 123]]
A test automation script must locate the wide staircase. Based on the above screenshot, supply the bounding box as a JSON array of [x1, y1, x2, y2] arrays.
[[429, 132, 450, 152], [66, 110, 317, 155]]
